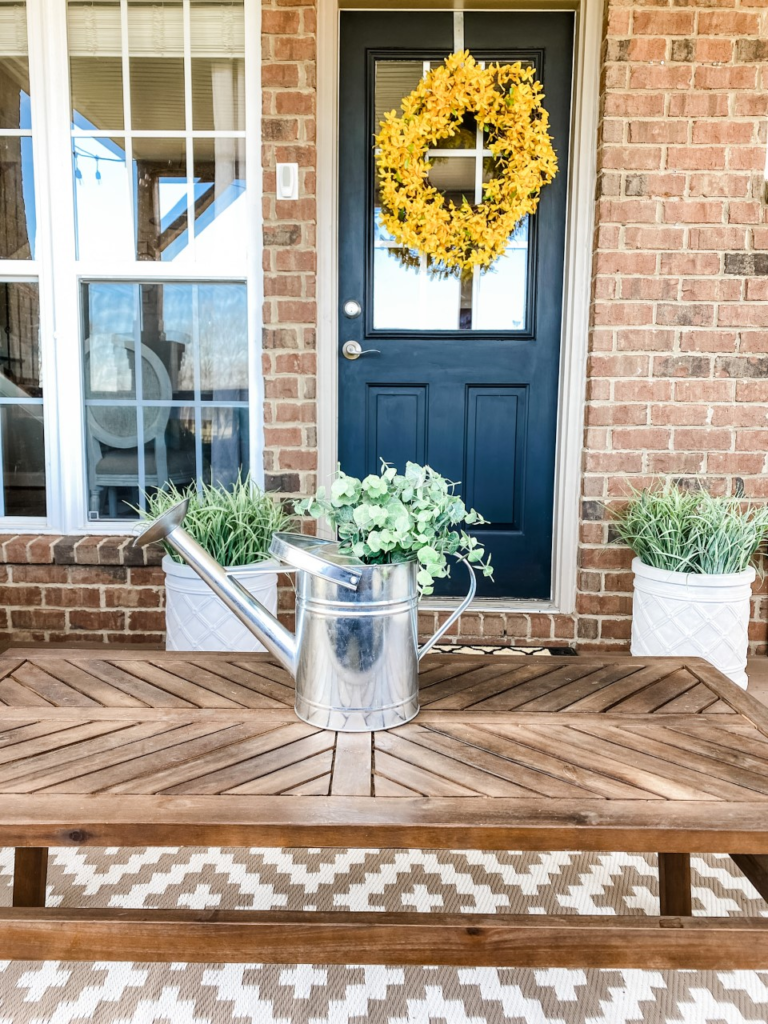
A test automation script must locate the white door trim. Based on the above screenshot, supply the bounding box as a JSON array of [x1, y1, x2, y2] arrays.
[[316, 0, 603, 614]]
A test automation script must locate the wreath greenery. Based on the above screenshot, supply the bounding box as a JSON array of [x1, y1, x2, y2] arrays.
[[375, 52, 558, 273]]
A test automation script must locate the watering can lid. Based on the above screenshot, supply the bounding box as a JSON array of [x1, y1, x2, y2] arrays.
[[269, 532, 363, 591]]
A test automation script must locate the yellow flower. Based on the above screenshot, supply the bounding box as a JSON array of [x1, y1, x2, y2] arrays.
[[375, 52, 557, 272]]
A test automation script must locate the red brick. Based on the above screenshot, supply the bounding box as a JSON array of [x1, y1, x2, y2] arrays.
[[613, 428, 670, 451], [128, 611, 166, 632], [0, 585, 42, 605], [698, 11, 760, 35], [11, 609, 65, 630], [628, 121, 688, 145], [69, 610, 125, 631], [629, 66, 692, 90], [696, 121, 753, 146], [668, 93, 729, 118], [659, 252, 721, 275], [104, 588, 162, 609], [694, 66, 757, 91], [666, 147, 726, 171], [625, 226, 685, 250], [675, 428, 733, 452], [663, 200, 724, 224], [601, 145, 663, 170], [632, 10, 694, 35], [44, 586, 101, 608], [655, 304, 714, 327], [11, 565, 68, 584]]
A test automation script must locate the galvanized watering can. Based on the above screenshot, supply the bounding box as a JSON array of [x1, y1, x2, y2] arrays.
[[135, 499, 476, 731]]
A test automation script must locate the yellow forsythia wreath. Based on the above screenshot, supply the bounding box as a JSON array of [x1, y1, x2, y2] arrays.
[[375, 52, 558, 273]]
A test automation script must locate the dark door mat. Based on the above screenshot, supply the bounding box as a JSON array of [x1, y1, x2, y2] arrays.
[[431, 644, 577, 656]]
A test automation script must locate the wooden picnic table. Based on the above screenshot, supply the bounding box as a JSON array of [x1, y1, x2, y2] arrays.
[[0, 647, 767, 968]]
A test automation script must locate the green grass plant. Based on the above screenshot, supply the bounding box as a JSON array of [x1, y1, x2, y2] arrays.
[[139, 474, 292, 567], [611, 482, 768, 576]]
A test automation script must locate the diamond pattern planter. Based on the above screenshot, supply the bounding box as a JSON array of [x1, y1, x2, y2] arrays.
[[163, 555, 278, 652], [630, 557, 754, 689]]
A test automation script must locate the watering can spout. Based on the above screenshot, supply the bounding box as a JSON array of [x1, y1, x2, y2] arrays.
[[133, 499, 298, 674]]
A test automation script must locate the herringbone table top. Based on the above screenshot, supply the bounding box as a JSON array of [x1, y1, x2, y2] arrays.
[[2, 648, 768, 969], [0, 648, 766, 852]]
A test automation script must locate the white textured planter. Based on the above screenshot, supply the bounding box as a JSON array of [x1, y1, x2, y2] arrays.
[[630, 556, 755, 689], [163, 555, 279, 652]]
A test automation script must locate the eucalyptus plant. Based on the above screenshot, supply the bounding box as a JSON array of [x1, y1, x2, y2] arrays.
[[296, 461, 494, 595], [611, 482, 768, 576], [137, 474, 292, 567]]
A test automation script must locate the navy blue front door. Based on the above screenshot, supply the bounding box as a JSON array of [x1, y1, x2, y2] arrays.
[[338, 11, 574, 598]]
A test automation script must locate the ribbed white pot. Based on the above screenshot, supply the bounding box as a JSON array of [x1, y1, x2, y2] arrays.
[[163, 555, 278, 652], [630, 556, 755, 689]]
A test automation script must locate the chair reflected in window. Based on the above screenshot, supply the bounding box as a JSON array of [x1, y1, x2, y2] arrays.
[[85, 335, 197, 518]]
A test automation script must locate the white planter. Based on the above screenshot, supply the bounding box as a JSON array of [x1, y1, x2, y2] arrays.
[[163, 555, 279, 652], [630, 556, 755, 689]]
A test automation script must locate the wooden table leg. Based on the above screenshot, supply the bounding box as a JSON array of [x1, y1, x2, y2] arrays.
[[658, 853, 692, 916], [13, 849, 48, 908]]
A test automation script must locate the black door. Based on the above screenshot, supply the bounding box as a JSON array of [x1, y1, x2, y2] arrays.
[[338, 11, 574, 598]]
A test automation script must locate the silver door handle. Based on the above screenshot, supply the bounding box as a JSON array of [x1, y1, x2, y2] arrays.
[[342, 340, 380, 360]]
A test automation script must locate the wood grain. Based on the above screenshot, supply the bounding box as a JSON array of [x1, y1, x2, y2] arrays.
[[0, 908, 767, 969]]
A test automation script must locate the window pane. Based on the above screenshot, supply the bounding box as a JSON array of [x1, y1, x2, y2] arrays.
[[83, 281, 249, 519], [192, 57, 244, 131], [73, 136, 133, 260], [474, 219, 530, 331], [70, 57, 124, 130], [374, 60, 422, 133], [373, 248, 462, 331], [0, 275, 44, 518], [428, 156, 476, 207], [128, 1, 184, 130], [198, 283, 247, 400], [2, 404, 45, 515], [133, 137, 188, 261], [0, 1, 30, 129], [0, 280, 40, 396], [68, 0, 124, 129], [201, 406, 248, 490], [86, 403, 138, 518], [193, 137, 245, 260], [0, 136, 34, 258]]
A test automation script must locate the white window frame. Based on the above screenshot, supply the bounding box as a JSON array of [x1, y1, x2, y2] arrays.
[[2, 0, 263, 535]]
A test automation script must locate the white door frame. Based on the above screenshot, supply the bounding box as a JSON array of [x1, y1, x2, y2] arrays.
[[316, 0, 603, 614]]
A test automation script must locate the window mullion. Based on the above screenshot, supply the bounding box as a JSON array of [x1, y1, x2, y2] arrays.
[[26, 0, 85, 533]]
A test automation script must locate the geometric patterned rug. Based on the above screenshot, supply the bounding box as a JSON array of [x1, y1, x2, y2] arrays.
[[1, 846, 767, 1023]]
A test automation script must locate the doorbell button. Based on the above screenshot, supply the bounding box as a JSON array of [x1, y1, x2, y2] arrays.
[[276, 163, 299, 201]]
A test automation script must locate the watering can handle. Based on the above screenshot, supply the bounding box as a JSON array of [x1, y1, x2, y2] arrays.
[[418, 557, 477, 661], [269, 532, 363, 591]]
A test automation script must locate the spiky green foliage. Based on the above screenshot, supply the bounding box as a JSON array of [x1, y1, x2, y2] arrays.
[[296, 461, 494, 595], [138, 475, 292, 567], [611, 482, 768, 575]]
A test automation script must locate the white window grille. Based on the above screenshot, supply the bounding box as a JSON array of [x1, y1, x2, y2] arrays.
[[0, 0, 262, 531]]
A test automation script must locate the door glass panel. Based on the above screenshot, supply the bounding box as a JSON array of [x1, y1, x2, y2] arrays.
[[372, 58, 530, 332]]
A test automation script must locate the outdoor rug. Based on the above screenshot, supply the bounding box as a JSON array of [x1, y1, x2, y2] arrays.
[[1, 845, 767, 1024]]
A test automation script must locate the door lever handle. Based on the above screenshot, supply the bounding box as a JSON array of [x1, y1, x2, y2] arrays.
[[342, 340, 381, 360]]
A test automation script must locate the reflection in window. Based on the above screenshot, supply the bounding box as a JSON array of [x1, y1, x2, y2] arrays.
[[133, 137, 189, 261], [68, 0, 246, 263], [0, 281, 45, 516], [82, 281, 249, 520], [373, 58, 531, 331], [0, 1, 34, 260], [193, 137, 246, 260], [73, 137, 132, 260]]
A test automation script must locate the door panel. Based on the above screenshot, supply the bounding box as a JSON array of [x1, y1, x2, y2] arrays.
[[338, 11, 574, 599]]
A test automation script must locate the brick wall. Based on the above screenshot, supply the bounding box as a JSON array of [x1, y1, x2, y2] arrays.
[[261, 0, 318, 502], [1, 0, 766, 654], [581, 0, 768, 654], [0, 537, 164, 645]]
